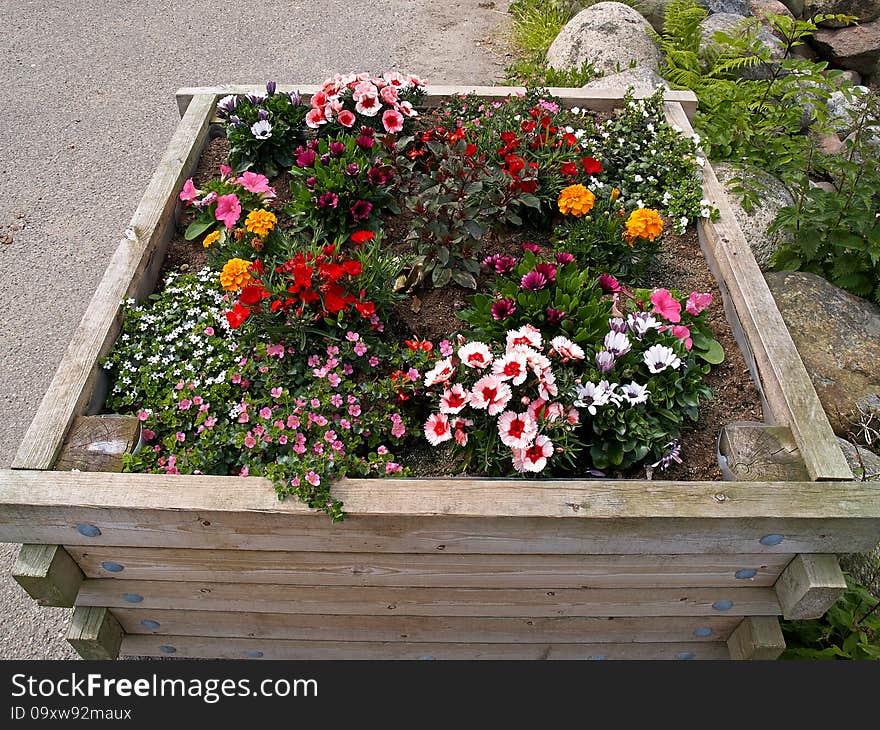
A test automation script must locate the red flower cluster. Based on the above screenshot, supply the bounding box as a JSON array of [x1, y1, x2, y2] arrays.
[[225, 246, 377, 329]]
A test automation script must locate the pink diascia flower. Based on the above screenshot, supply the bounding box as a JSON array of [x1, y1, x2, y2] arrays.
[[513, 434, 554, 473], [492, 351, 529, 386], [458, 341, 493, 369], [424, 413, 452, 446], [650, 289, 682, 323], [382, 109, 405, 133], [469, 374, 512, 416], [440, 383, 469, 414], [506, 325, 542, 352], [238, 171, 275, 197], [686, 291, 713, 316], [179, 178, 200, 203], [214, 193, 242, 228], [549, 336, 585, 362], [497, 411, 538, 449], [337, 110, 356, 128]]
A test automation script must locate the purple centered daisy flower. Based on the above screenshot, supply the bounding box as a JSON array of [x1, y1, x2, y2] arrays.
[[350, 200, 373, 221], [491, 298, 517, 321], [520, 270, 547, 291]]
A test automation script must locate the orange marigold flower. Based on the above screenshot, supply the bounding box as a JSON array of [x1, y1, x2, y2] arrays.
[[245, 209, 277, 238], [220, 258, 253, 291], [625, 208, 664, 242], [557, 184, 595, 217], [202, 230, 221, 249], [610, 187, 620, 201]]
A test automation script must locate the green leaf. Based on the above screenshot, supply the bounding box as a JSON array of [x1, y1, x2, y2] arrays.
[[451, 270, 477, 289], [184, 219, 214, 241], [432, 266, 452, 288], [696, 338, 725, 364]]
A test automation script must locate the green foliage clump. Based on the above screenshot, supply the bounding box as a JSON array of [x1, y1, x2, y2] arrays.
[[782, 576, 880, 660], [771, 89, 880, 303]]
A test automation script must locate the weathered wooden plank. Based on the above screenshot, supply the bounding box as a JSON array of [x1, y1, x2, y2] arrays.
[[67, 607, 123, 660], [54, 415, 141, 472], [5, 509, 878, 554], [112, 608, 741, 644], [663, 101, 852, 482], [2, 474, 880, 554], [719, 422, 810, 482], [12, 544, 84, 607], [176, 85, 699, 120], [121, 635, 729, 660], [774, 554, 847, 620], [726, 616, 786, 660], [66, 547, 793, 588], [77, 580, 781, 617], [11, 93, 216, 472]]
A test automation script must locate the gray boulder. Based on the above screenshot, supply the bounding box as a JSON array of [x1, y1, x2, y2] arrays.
[[700, 13, 786, 78], [836, 438, 880, 480], [706, 0, 752, 13], [639, 0, 751, 34], [546, 3, 664, 76], [765, 271, 880, 436], [748, 0, 795, 22], [827, 85, 871, 134], [583, 65, 670, 90], [713, 163, 794, 269]]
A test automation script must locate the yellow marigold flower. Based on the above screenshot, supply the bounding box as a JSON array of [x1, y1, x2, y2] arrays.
[[202, 230, 221, 249], [245, 209, 277, 238], [558, 184, 595, 217], [220, 258, 253, 291], [625, 208, 664, 242]]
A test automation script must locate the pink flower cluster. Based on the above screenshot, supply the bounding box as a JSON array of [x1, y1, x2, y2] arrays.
[[422, 326, 582, 473], [179, 167, 276, 228], [306, 71, 424, 133]]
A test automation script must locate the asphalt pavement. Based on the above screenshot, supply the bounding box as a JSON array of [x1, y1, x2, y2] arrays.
[[0, 0, 511, 659]]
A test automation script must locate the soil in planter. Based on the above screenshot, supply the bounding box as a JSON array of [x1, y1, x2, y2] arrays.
[[158, 128, 762, 483]]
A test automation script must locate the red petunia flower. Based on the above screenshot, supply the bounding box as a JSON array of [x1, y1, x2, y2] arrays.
[[226, 303, 251, 329], [581, 157, 603, 175]]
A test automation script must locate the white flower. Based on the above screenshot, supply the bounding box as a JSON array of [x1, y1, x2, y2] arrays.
[[643, 344, 681, 373], [627, 312, 661, 339], [458, 341, 493, 369], [619, 381, 649, 405], [574, 381, 612, 415], [604, 331, 631, 357], [250, 120, 272, 139], [633, 174, 644, 183]]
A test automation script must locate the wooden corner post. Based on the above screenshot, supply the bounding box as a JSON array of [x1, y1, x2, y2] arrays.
[[774, 554, 847, 620], [13, 544, 84, 607], [727, 617, 786, 660], [67, 607, 124, 660]]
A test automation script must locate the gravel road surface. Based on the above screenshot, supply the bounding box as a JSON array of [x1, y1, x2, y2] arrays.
[[0, 0, 511, 659]]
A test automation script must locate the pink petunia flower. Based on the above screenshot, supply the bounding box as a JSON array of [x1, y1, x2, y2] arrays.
[[305, 107, 326, 128], [337, 110, 356, 128], [380, 85, 399, 106], [214, 194, 242, 228], [651, 289, 682, 323], [238, 171, 275, 197], [179, 178, 200, 204], [686, 291, 713, 316], [382, 109, 405, 133], [672, 324, 693, 350]]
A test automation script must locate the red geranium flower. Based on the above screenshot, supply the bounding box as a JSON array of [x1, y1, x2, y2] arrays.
[[351, 230, 375, 245], [239, 284, 269, 306], [581, 157, 603, 175], [226, 303, 251, 329]]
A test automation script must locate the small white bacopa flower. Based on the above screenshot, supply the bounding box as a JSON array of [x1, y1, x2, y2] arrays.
[[643, 344, 681, 373], [250, 119, 272, 139]]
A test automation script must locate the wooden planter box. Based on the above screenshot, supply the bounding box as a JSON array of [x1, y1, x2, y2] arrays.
[[2, 85, 877, 661]]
